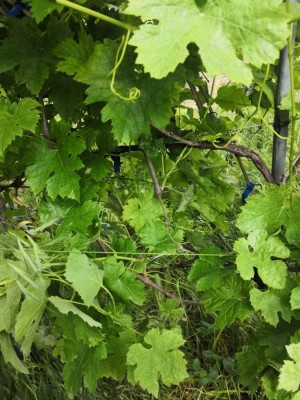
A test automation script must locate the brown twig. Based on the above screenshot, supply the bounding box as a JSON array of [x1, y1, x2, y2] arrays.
[[38, 95, 51, 140], [150, 125, 276, 184], [235, 155, 250, 184], [136, 274, 202, 306], [142, 151, 163, 200], [187, 81, 203, 111], [216, 232, 233, 252]]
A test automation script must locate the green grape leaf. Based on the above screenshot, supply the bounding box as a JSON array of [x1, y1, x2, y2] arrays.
[[56, 37, 183, 143], [123, 191, 163, 232], [98, 332, 136, 380], [55, 37, 129, 105], [215, 85, 251, 110], [0, 98, 39, 161], [191, 180, 235, 233], [0, 271, 21, 332], [72, 316, 104, 348], [176, 185, 195, 213], [250, 288, 292, 327], [126, 328, 188, 398], [158, 299, 185, 321], [103, 257, 146, 305], [14, 278, 49, 356], [139, 221, 183, 253], [27, 0, 63, 22], [111, 235, 137, 256], [278, 343, 300, 392], [124, 0, 289, 84], [0, 333, 29, 374], [65, 252, 103, 307], [236, 345, 268, 390], [188, 247, 232, 290], [291, 287, 300, 310], [203, 274, 252, 328], [69, 39, 128, 103], [49, 296, 102, 327], [0, 18, 72, 93], [55, 32, 95, 77], [53, 313, 107, 397], [101, 68, 184, 144], [48, 74, 85, 120], [39, 199, 101, 237], [62, 340, 107, 397], [38, 199, 101, 249], [55, 313, 103, 349], [234, 229, 290, 288], [26, 131, 86, 200], [236, 185, 300, 248]]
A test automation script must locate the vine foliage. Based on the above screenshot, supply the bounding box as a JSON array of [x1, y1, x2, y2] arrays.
[[0, 0, 299, 398]]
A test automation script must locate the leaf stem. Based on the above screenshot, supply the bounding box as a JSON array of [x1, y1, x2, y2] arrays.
[[55, 0, 136, 31]]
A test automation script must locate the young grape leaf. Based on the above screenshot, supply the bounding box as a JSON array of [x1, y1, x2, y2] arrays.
[[26, 131, 86, 201], [158, 299, 185, 321], [236, 344, 268, 389], [0, 333, 29, 374], [98, 332, 136, 380], [250, 288, 292, 327], [236, 185, 300, 248], [56, 37, 183, 143], [53, 313, 107, 396], [203, 274, 252, 328], [0, 18, 72, 93], [215, 85, 251, 110], [48, 74, 86, 121], [27, 0, 63, 22], [191, 180, 235, 233], [14, 278, 50, 355], [188, 246, 232, 290], [58, 338, 107, 397], [123, 191, 163, 232], [0, 98, 39, 161], [101, 68, 184, 144], [139, 221, 183, 253], [103, 257, 146, 305], [49, 296, 102, 327], [234, 229, 290, 289], [65, 252, 103, 307], [0, 262, 21, 332], [39, 199, 101, 238], [126, 328, 188, 398], [55, 32, 95, 78], [124, 0, 289, 84], [176, 185, 195, 213], [278, 343, 300, 392]]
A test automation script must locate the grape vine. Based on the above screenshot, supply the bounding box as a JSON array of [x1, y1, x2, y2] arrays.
[[0, 1, 299, 399]]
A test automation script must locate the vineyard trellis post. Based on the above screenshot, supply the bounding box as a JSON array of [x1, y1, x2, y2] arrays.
[[272, 0, 298, 183]]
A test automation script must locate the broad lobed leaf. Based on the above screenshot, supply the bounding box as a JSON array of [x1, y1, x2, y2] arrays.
[[126, 328, 188, 397], [124, 0, 290, 84]]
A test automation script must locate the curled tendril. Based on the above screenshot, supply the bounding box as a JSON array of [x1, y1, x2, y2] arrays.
[[110, 30, 140, 101]]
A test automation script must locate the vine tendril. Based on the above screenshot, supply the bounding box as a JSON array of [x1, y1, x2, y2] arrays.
[[110, 30, 140, 101]]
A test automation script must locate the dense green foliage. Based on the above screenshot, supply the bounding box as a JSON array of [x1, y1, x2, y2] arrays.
[[0, 0, 299, 398]]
